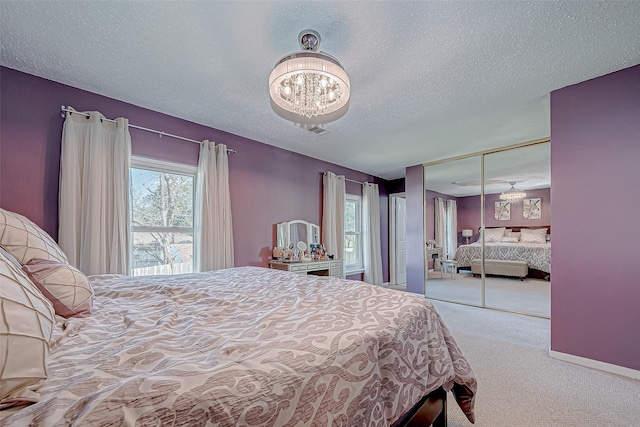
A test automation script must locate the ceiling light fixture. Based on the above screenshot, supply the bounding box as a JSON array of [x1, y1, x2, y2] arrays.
[[269, 30, 350, 119], [500, 182, 527, 203]]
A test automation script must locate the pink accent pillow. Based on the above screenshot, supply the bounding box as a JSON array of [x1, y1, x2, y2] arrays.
[[23, 259, 94, 318]]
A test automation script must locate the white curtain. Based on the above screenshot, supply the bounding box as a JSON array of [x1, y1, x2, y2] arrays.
[[363, 183, 383, 285], [434, 197, 446, 252], [58, 108, 131, 275], [322, 172, 345, 259], [196, 140, 234, 272], [446, 199, 458, 259]]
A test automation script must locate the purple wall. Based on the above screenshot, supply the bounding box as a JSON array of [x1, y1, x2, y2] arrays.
[[550, 64, 640, 371], [456, 194, 481, 244], [0, 67, 392, 282], [405, 165, 424, 295]]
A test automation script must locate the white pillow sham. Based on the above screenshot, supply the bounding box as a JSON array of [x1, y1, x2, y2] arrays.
[[482, 227, 506, 242], [0, 250, 56, 409], [520, 228, 548, 244], [0, 208, 69, 265]]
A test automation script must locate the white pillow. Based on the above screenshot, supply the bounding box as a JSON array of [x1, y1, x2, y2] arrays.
[[502, 236, 520, 243], [0, 208, 69, 265], [520, 228, 547, 244], [0, 250, 56, 409], [483, 227, 506, 242]]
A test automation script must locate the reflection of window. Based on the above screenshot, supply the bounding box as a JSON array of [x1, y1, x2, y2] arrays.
[[130, 157, 197, 276], [344, 194, 363, 273]]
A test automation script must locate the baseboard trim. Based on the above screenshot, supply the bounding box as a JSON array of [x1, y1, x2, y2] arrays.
[[548, 349, 640, 380]]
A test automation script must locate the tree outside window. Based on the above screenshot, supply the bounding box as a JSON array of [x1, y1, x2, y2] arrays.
[[344, 195, 363, 272], [130, 158, 196, 276]]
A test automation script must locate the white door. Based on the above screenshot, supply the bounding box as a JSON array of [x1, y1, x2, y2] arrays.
[[395, 197, 407, 285]]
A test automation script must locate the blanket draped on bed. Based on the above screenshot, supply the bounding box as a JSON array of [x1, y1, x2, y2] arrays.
[[1, 267, 476, 426]]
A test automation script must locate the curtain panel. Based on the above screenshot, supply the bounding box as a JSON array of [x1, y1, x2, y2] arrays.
[[321, 172, 345, 260], [363, 183, 383, 285], [196, 141, 234, 271], [58, 108, 131, 275], [446, 199, 458, 259], [434, 197, 446, 258]]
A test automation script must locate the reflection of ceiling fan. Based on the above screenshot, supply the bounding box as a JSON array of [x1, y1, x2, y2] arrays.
[[499, 182, 527, 202], [451, 179, 506, 187]]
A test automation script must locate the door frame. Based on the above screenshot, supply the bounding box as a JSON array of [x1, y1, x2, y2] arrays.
[[389, 192, 406, 286]]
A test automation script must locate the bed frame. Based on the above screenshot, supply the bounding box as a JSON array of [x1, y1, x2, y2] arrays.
[[393, 386, 447, 427]]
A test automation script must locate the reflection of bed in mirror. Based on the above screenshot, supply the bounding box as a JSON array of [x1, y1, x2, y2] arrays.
[[454, 226, 551, 280]]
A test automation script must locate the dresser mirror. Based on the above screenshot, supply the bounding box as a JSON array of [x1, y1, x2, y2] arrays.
[[276, 220, 319, 250]]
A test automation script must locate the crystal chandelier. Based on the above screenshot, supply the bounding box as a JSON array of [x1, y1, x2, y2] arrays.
[[500, 182, 527, 203], [269, 30, 350, 119]]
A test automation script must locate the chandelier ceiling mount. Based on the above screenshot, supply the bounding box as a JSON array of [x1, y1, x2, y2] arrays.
[[500, 182, 527, 203], [269, 30, 350, 119]]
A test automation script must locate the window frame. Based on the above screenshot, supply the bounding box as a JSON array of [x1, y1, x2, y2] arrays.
[[344, 193, 364, 274], [129, 156, 198, 275]]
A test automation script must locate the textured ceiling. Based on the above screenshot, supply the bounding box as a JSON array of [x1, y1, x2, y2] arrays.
[[1, 1, 639, 182]]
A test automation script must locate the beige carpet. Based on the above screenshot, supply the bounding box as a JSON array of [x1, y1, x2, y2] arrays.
[[425, 270, 550, 317], [386, 271, 550, 317], [429, 300, 639, 426]]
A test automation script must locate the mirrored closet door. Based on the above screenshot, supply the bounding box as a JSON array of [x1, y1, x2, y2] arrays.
[[424, 156, 482, 306], [483, 143, 551, 317], [423, 140, 551, 318]]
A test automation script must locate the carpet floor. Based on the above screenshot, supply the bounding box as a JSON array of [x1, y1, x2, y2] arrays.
[[428, 300, 640, 426], [425, 270, 550, 317]]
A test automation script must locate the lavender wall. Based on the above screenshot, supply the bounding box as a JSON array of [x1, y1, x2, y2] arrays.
[[0, 67, 392, 282], [456, 194, 481, 244], [550, 64, 640, 371], [405, 164, 424, 295]]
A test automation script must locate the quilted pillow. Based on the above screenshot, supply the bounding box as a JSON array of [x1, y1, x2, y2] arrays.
[[520, 228, 547, 244], [0, 246, 21, 269], [483, 227, 506, 242], [23, 258, 93, 318], [0, 208, 69, 265], [0, 250, 55, 409]]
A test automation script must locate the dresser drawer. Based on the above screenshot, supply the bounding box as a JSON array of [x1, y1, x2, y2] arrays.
[[330, 261, 342, 268], [311, 262, 330, 270], [290, 264, 308, 272]]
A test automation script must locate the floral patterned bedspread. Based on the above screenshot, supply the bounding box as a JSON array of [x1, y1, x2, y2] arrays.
[[1, 267, 476, 426], [454, 241, 551, 273]]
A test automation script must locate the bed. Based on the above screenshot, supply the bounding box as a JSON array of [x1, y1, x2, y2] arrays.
[[1, 263, 477, 426], [453, 226, 551, 279]]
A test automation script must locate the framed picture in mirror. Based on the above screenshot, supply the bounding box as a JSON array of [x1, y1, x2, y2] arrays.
[[523, 198, 542, 219], [495, 201, 511, 220]]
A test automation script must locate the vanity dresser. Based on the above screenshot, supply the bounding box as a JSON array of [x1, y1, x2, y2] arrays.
[[270, 259, 344, 278], [270, 219, 344, 278]]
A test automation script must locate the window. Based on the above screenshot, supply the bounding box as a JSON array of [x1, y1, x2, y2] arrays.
[[130, 157, 197, 276], [344, 194, 363, 273]]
